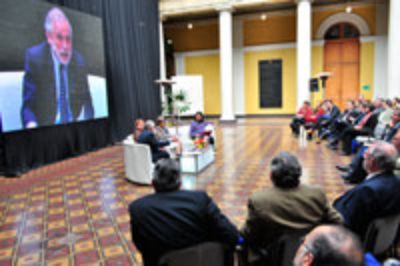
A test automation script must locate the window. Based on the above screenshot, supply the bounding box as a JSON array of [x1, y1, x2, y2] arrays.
[[324, 23, 360, 40]]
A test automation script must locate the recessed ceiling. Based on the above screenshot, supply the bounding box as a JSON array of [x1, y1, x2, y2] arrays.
[[161, 0, 387, 23]]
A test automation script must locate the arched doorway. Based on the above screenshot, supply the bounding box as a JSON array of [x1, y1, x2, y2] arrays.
[[324, 23, 360, 109]]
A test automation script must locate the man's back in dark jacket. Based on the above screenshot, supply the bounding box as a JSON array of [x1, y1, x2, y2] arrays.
[[334, 172, 400, 239], [129, 190, 239, 266]]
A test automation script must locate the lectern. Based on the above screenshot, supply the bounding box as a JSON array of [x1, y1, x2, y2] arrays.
[[316, 72, 332, 100]]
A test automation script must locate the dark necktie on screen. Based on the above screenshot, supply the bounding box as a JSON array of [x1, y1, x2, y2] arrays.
[[59, 64, 69, 123]]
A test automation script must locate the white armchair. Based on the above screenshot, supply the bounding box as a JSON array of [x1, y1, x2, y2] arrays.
[[123, 136, 153, 185]]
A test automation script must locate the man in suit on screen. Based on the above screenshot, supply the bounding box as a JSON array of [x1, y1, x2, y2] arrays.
[[21, 7, 93, 128]]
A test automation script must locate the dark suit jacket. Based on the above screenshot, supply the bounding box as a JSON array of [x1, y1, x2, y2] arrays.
[[137, 129, 170, 162], [334, 172, 400, 239], [329, 105, 341, 121], [21, 42, 94, 127], [242, 184, 343, 249], [129, 190, 239, 266], [383, 122, 400, 142], [363, 112, 379, 134]]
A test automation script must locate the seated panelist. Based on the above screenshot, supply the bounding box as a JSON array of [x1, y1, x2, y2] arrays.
[[137, 120, 170, 163], [189, 111, 215, 145], [133, 118, 145, 142], [155, 116, 182, 156]]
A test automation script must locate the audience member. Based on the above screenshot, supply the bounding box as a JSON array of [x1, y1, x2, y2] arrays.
[[334, 141, 400, 239], [129, 159, 239, 266], [137, 120, 170, 162], [315, 99, 341, 138], [293, 225, 364, 266], [391, 131, 400, 175], [241, 152, 342, 264], [321, 100, 359, 141], [374, 99, 394, 139], [290, 101, 313, 136], [337, 110, 400, 183], [327, 102, 367, 149], [339, 103, 378, 155]]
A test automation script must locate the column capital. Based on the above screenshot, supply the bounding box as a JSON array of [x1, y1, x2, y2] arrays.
[[159, 14, 166, 22], [215, 2, 234, 13]]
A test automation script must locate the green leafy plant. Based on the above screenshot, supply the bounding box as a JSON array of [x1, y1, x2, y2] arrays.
[[163, 89, 191, 116]]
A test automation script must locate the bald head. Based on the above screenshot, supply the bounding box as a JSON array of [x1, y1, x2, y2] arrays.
[[293, 225, 363, 266], [363, 141, 398, 174]]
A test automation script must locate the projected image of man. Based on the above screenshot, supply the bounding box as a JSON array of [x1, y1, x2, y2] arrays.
[[21, 7, 94, 128]]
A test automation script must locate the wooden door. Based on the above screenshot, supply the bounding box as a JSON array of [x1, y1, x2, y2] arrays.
[[324, 38, 360, 109]]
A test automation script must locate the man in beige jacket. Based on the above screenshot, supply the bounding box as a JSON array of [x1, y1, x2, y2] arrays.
[[241, 152, 343, 264]]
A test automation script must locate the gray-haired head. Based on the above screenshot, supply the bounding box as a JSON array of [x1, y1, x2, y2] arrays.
[[152, 159, 181, 192], [270, 152, 302, 189], [44, 7, 72, 34], [363, 141, 398, 173], [144, 120, 155, 130], [294, 225, 364, 266]]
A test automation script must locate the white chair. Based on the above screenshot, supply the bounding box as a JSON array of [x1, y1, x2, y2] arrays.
[[123, 136, 153, 185]]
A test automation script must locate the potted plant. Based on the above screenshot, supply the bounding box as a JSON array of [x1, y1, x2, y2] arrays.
[[162, 89, 191, 134]]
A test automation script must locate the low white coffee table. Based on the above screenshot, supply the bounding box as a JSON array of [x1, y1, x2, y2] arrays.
[[180, 146, 215, 174]]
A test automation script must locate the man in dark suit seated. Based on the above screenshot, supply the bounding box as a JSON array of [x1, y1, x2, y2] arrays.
[[337, 110, 400, 183], [137, 120, 170, 163], [334, 141, 400, 240], [241, 152, 343, 265], [339, 104, 379, 155], [21, 7, 94, 128], [129, 159, 240, 266], [293, 225, 364, 266]]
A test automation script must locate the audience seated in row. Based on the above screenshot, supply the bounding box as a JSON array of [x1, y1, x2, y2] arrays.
[[128, 108, 400, 265], [128, 145, 400, 265], [128, 155, 373, 266], [337, 116, 400, 183]]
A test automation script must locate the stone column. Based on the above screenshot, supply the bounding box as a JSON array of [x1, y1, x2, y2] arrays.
[[296, 0, 312, 108], [218, 4, 235, 122], [159, 16, 166, 80], [387, 0, 400, 98]]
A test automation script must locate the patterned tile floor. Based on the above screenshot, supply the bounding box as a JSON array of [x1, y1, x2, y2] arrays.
[[0, 118, 352, 265]]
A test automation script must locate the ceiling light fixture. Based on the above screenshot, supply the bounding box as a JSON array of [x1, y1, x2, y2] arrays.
[[187, 23, 193, 30], [345, 5, 352, 13]]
